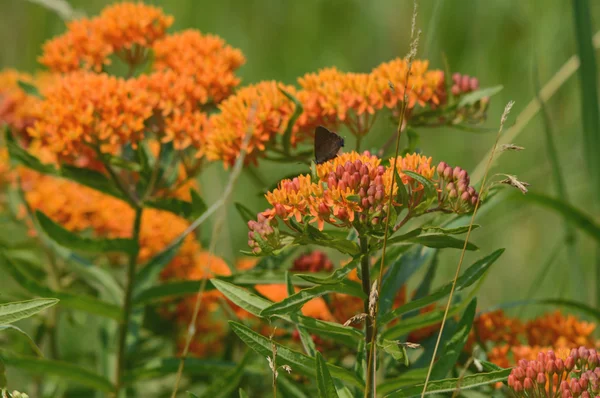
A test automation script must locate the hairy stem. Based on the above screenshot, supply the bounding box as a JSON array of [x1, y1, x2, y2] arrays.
[[359, 235, 374, 398], [114, 205, 143, 396]]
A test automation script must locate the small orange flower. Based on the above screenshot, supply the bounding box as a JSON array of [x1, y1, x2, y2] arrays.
[[296, 68, 383, 137], [39, 2, 173, 73], [27, 72, 154, 162], [371, 58, 444, 110], [0, 70, 43, 134], [204, 81, 297, 168], [390, 153, 435, 189], [152, 29, 245, 103], [525, 310, 596, 348]]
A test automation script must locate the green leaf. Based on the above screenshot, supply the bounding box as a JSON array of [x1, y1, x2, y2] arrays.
[[385, 368, 511, 397], [385, 228, 425, 246], [5, 129, 57, 175], [380, 249, 503, 325], [229, 321, 364, 388], [0, 298, 59, 325], [402, 171, 436, 199], [287, 272, 317, 356], [457, 85, 503, 108], [379, 340, 409, 366], [36, 211, 137, 254], [297, 257, 359, 285], [516, 192, 600, 243], [379, 247, 433, 318], [190, 189, 207, 218], [260, 283, 365, 317], [17, 80, 42, 98], [132, 280, 205, 305], [430, 298, 477, 380], [239, 389, 249, 398], [0, 352, 114, 392], [134, 239, 184, 298], [381, 304, 462, 340], [279, 88, 304, 155], [572, 0, 600, 195], [198, 351, 251, 398], [146, 197, 196, 220], [104, 154, 142, 172], [296, 226, 361, 256], [213, 280, 361, 345], [0, 252, 122, 320], [0, 324, 44, 357], [234, 202, 257, 224], [408, 234, 478, 251], [316, 351, 340, 398], [123, 358, 235, 383], [60, 165, 127, 201], [421, 225, 480, 235]]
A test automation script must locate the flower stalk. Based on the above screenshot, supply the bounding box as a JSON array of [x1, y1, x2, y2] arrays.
[[359, 235, 375, 397], [114, 205, 143, 396]]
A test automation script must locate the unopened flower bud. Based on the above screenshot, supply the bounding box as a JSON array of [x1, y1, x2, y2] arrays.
[[523, 377, 534, 390], [469, 77, 479, 91], [437, 162, 447, 176], [449, 189, 458, 198], [536, 372, 546, 385], [443, 166, 453, 179], [461, 191, 470, 202], [336, 165, 344, 178], [565, 356, 575, 371]]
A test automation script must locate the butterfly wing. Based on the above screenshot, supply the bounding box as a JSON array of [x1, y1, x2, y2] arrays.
[[314, 126, 344, 164]]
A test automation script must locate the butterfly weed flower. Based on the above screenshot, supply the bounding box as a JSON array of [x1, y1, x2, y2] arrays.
[[39, 2, 173, 73], [435, 161, 480, 213], [152, 29, 245, 104], [204, 81, 298, 168]]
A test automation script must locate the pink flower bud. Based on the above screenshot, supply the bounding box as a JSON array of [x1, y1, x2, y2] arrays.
[[377, 165, 386, 175], [338, 181, 347, 192], [560, 380, 570, 392], [359, 187, 366, 197], [536, 372, 546, 384], [524, 377, 534, 390], [351, 172, 361, 187], [360, 165, 369, 176], [371, 217, 379, 225], [461, 192, 471, 202], [526, 368, 536, 380], [589, 352, 599, 369], [375, 190, 384, 201], [347, 163, 356, 175], [354, 160, 362, 170], [446, 182, 456, 192], [460, 75, 470, 92], [318, 202, 329, 215], [471, 195, 478, 206], [556, 359, 565, 373], [437, 162, 447, 176], [453, 166, 462, 177], [508, 374, 515, 388], [361, 198, 369, 208], [566, 356, 576, 371], [571, 379, 582, 394], [336, 165, 344, 178], [444, 166, 453, 179], [469, 77, 479, 91], [361, 175, 370, 188], [546, 360, 556, 375], [467, 186, 476, 196], [548, 351, 557, 361], [367, 186, 375, 196], [374, 175, 383, 185], [571, 348, 579, 360], [449, 189, 458, 198], [337, 208, 348, 220], [581, 392, 591, 398], [451, 85, 460, 96], [513, 380, 523, 392], [328, 176, 337, 188], [580, 347, 590, 360]]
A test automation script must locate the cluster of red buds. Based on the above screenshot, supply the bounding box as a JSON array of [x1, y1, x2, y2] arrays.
[[451, 73, 480, 96], [508, 348, 600, 398], [291, 250, 333, 273], [247, 213, 281, 255], [436, 161, 480, 213], [324, 158, 390, 228]]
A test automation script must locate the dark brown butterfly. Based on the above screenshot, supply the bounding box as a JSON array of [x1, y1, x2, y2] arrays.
[[314, 125, 344, 164]]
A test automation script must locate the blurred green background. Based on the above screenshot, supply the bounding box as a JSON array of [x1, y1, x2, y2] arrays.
[[1, 0, 599, 313]]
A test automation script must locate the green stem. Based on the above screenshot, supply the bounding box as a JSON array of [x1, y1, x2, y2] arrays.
[[114, 206, 143, 396], [359, 235, 374, 398]]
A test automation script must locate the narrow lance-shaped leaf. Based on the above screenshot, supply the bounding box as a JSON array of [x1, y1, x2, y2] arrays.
[[36, 211, 137, 254], [260, 282, 365, 317], [198, 351, 252, 398], [458, 85, 503, 108], [287, 272, 317, 356], [430, 298, 477, 380], [0, 298, 59, 325], [0, 352, 114, 392], [379, 249, 504, 324], [229, 321, 364, 388], [0, 325, 44, 357], [235, 202, 257, 224], [385, 368, 511, 397], [316, 352, 340, 398], [297, 257, 359, 285]]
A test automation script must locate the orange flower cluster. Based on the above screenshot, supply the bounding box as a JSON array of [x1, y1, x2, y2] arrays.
[[152, 30, 245, 103], [39, 2, 173, 73], [468, 310, 598, 368], [371, 59, 444, 110], [248, 151, 457, 254], [204, 81, 298, 167], [0, 70, 41, 134], [18, 170, 199, 269], [27, 72, 154, 162]]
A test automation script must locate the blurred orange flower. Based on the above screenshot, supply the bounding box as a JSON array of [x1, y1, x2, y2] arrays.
[[152, 29, 245, 103], [0, 70, 42, 134], [204, 81, 297, 168], [39, 2, 173, 73], [296, 68, 383, 137], [27, 72, 154, 163], [371, 58, 444, 110]]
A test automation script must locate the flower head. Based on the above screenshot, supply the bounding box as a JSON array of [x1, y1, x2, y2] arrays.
[[152, 29, 245, 103], [27, 72, 154, 162], [371, 58, 444, 110], [296, 68, 383, 137], [39, 2, 173, 73], [204, 81, 297, 167]]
